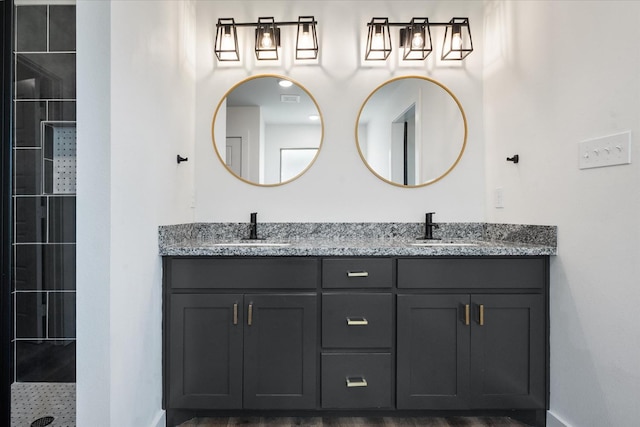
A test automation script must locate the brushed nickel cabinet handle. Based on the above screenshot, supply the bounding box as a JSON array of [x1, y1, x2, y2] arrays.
[[464, 304, 470, 326], [248, 303, 253, 326], [233, 303, 238, 325], [346, 317, 368, 326], [347, 271, 369, 278], [479, 304, 484, 326], [346, 376, 368, 387]]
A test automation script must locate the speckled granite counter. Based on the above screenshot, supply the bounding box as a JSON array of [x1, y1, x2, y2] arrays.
[[159, 222, 557, 257]]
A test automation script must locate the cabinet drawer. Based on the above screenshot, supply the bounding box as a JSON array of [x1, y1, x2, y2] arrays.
[[397, 257, 545, 289], [321, 353, 392, 409], [322, 258, 392, 289], [169, 257, 318, 289], [322, 293, 392, 348]]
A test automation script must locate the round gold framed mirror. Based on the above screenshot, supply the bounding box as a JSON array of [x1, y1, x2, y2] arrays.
[[355, 76, 467, 187], [212, 74, 324, 186]]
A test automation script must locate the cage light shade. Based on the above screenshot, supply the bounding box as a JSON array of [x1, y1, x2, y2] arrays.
[[214, 18, 239, 61], [441, 17, 473, 60], [255, 17, 280, 60], [400, 18, 432, 60], [365, 18, 391, 60], [296, 16, 318, 59]]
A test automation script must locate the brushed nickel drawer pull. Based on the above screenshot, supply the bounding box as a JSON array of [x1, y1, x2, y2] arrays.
[[248, 303, 253, 326], [464, 304, 470, 326], [346, 376, 368, 387], [347, 271, 369, 278], [346, 317, 368, 326], [233, 303, 238, 325]]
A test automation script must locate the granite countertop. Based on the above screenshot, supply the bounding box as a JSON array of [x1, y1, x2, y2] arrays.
[[159, 222, 557, 257]]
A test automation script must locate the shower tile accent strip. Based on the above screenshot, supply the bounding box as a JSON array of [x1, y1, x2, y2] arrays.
[[13, 4, 77, 384]]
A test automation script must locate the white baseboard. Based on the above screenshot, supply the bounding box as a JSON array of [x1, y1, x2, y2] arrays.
[[150, 409, 166, 427], [547, 410, 570, 427]]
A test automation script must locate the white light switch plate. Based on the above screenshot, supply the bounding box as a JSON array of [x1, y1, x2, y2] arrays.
[[579, 131, 631, 169]]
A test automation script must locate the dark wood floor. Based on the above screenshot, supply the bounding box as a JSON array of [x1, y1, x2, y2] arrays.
[[178, 417, 531, 427]]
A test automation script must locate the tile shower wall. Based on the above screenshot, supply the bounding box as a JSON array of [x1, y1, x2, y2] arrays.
[[13, 4, 76, 382]]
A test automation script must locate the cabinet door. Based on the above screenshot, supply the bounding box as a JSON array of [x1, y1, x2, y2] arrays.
[[243, 294, 317, 409], [169, 294, 243, 409], [470, 294, 545, 409], [397, 294, 470, 409]]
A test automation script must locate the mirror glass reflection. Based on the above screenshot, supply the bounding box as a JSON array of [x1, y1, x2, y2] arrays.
[[212, 75, 323, 186], [356, 76, 467, 187]]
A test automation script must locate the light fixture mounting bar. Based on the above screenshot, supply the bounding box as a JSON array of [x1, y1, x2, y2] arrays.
[[232, 20, 317, 27], [367, 21, 451, 27]]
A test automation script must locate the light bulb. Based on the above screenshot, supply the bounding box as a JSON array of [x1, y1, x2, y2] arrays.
[[299, 32, 312, 49], [452, 34, 462, 50], [452, 25, 463, 51], [261, 32, 273, 49], [372, 33, 384, 50], [298, 23, 312, 48], [221, 28, 234, 50], [411, 32, 424, 49]]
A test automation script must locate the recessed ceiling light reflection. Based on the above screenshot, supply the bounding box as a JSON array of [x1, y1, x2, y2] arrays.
[[309, 114, 320, 121], [278, 79, 293, 88]]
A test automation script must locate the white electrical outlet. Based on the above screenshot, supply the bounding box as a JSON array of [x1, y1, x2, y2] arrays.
[[579, 131, 631, 169], [494, 187, 504, 208]]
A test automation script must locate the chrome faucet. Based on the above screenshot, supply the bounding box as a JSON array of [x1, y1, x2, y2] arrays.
[[420, 212, 440, 240]]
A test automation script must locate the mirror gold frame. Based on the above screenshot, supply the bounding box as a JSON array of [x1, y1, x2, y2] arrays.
[[355, 75, 468, 188], [211, 74, 324, 187]]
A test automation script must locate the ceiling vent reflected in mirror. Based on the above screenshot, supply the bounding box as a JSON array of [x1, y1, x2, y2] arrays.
[[281, 94, 300, 104]]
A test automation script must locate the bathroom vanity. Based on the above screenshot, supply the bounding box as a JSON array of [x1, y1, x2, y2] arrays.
[[160, 223, 556, 426]]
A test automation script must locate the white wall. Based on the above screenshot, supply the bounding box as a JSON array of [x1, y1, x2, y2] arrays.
[[76, 2, 112, 424], [194, 0, 485, 223], [77, 1, 196, 426], [483, 1, 640, 426]]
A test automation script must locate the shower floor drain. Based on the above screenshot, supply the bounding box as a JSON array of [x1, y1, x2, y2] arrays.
[[31, 416, 54, 427]]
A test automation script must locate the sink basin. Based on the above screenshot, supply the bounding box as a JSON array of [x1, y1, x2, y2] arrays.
[[212, 242, 291, 247], [410, 240, 478, 247]]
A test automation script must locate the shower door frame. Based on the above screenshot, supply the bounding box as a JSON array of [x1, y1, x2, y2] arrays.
[[1, 1, 14, 426]]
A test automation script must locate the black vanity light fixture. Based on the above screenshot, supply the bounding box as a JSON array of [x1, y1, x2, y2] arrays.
[[365, 17, 472, 61], [215, 16, 318, 61]]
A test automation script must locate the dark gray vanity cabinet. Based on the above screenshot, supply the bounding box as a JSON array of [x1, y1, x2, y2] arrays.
[[164, 255, 549, 426], [396, 257, 547, 412], [396, 294, 470, 409], [169, 293, 243, 409], [243, 293, 317, 409], [165, 257, 318, 414], [397, 294, 544, 410], [168, 292, 317, 410], [320, 258, 394, 410]]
